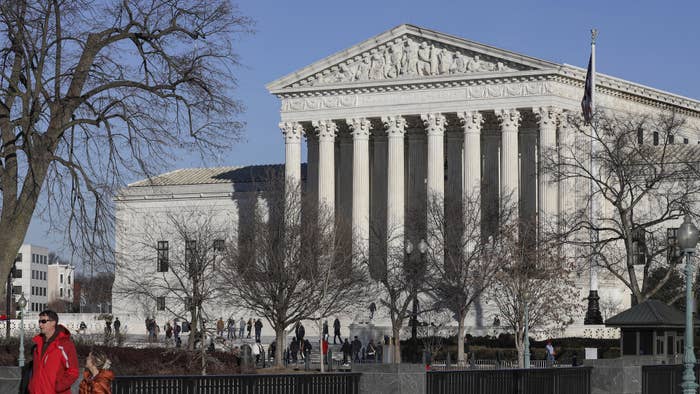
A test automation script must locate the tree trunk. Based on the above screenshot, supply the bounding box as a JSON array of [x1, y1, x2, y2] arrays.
[[515, 330, 524, 368], [275, 327, 286, 367], [392, 327, 401, 364], [200, 310, 207, 376], [188, 306, 198, 350], [456, 315, 465, 362]]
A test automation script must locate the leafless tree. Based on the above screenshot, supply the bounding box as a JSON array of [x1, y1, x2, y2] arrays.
[[489, 221, 582, 368], [543, 111, 700, 304], [74, 272, 113, 312], [114, 209, 232, 357], [402, 308, 454, 360], [422, 192, 512, 362], [0, 0, 253, 301], [222, 178, 367, 367]]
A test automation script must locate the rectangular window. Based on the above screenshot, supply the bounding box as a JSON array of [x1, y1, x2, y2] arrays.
[[13, 269, 21, 279], [185, 240, 197, 276], [68, 289, 71, 297], [15, 253, 22, 263], [632, 228, 647, 265], [213, 239, 225, 252], [12, 286, 21, 295], [60, 274, 64, 284], [636, 127, 643, 144], [668, 134, 674, 144], [653, 132, 659, 145], [157, 241, 169, 272], [31, 271, 35, 280], [68, 275, 71, 285], [60, 288, 63, 297], [684, 137, 689, 144], [31, 254, 35, 263], [156, 297, 166, 311]]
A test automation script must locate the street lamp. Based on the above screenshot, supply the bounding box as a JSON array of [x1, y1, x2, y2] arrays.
[[406, 239, 428, 341], [678, 215, 699, 394], [17, 294, 27, 367]]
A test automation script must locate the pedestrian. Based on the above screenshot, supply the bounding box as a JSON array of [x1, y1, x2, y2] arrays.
[[239, 317, 245, 339], [366, 339, 377, 361], [351, 336, 362, 362], [104, 320, 112, 336], [113, 318, 121, 337], [165, 322, 173, 344], [302, 338, 312, 361], [333, 318, 341, 344], [254, 319, 263, 342], [79, 321, 87, 335], [269, 340, 277, 362], [341, 338, 351, 365], [321, 335, 329, 367], [296, 322, 305, 343], [29, 310, 79, 394], [227, 318, 236, 339], [79, 349, 115, 394], [322, 320, 329, 338], [290, 337, 299, 363], [246, 318, 252, 339], [216, 317, 225, 337], [545, 339, 556, 366], [369, 302, 376, 320]]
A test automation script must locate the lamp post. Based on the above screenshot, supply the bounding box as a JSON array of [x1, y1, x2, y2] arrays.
[[17, 294, 26, 367], [523, 300, 530, 369], [406, 239, 428, 341], [678, 215, 699, 394]]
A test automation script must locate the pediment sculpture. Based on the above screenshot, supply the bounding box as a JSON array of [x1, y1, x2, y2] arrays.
[[288, 35, 533, 89]]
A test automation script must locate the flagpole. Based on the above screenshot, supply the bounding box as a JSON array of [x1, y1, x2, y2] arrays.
[[584, 28, 603, 325]]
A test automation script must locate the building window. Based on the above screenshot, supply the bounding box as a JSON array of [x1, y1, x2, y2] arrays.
[[185, 240, 197, 263], [684, 137, 689, 144], [12, 286, 21, 295], [632, 228, 647, 265], [15, 254, 22, 263], [637, 127, 643, 144], [157, 241, 169, 272], [68, 275, 71, 285], [13, 269, 21, 279], [668, 134, 674, 144], [60, 274, 64, 284], [156, 297, 166, 311], [31, 271, 35, 280], [68, 289, 71, 297], [213, 239, 225, 252], [60, 288, 63, 297], [653, 132, 659, 145]]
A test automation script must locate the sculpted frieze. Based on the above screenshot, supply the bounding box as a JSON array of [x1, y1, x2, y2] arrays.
[[287, 35, 531, 89], [281, 95, 359, 112]]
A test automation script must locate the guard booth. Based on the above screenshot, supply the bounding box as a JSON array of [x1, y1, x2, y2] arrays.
[[606, 299, 696, 358]]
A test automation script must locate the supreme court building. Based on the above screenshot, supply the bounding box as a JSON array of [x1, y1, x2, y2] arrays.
[[113, 25, 700, 337]]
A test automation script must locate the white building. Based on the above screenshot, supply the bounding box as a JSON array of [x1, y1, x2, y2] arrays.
[[14, 244, 49, 313], [48, 263, 75, 306], [113, 25, 700, 338]]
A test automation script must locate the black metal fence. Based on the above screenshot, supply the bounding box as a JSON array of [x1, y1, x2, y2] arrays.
[[642, 364, 700, 394], [426, 367, 592, 394], [112, 373, 361, 394]]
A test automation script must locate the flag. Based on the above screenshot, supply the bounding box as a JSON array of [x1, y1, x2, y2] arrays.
[[581, 54, 593, 123]]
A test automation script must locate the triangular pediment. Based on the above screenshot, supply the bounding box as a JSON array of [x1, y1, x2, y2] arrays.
[[267, 24, 560, 93]]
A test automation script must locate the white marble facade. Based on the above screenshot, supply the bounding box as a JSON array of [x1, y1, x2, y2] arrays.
[[113, 24, 700, 338]]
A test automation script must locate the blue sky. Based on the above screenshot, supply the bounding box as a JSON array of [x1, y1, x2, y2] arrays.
[[26, 0, 700, 255]]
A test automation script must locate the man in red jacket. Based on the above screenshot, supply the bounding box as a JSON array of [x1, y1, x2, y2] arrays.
[[29, 310, 79, 394]]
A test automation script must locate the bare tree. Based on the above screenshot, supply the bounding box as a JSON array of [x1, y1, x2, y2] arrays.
[[74, 272, 114, 312], [222, 178, 367, 367], [422, 192, 510, 362], [489, 221, 582, 368], [0, 0, 253, 300], [544, 111, 700, 304], [115, 209, 232, 357]]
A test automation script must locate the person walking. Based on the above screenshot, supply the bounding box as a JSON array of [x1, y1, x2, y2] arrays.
[[545, 339, 556, 367], [366, 339, 377, 362], [341, 338, 351, 366], [79, 350, 115, 394], [239, 318, 245, 339], [333, 318, 342, 344], [246, 318, 252, 339], [296, 322, 305, 343], [227, 318, 236, 340], [29, 310, 79, 394], [289, 337, 299, 363], [216, 318, 225, 337], [322, 320, 329, 339], [165, 322, 173, 345], [113, 318, 121, 337], [351, 336, 362, 362], [254, 319, 263, 342]]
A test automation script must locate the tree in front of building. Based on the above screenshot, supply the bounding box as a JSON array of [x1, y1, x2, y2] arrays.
[[0, 0, 253, 303]]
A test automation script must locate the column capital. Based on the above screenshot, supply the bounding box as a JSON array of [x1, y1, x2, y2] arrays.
[[421, 113, 447, 136], [496, 108, 521, 130], [457, 111, 484, 134], [280, 121, 304, 143], [312, 120, 338, 141], [534, 106, 562, 127], [382, 115, 407, 137], [347, 118, 372, 139]]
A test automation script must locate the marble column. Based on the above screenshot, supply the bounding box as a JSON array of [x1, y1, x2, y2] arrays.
[[535, 106, 561, 232], [313, 120, 338, 216], [422, 113, 447, 202], [558, 113, 577, 226], [496, 109, 521, 216], [348, 118, 372, 258], [280, 121, 304, 193], [458, 111, 484, 201], [382, 115, 407, 249]]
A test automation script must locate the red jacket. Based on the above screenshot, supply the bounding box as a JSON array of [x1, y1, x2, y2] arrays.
[[29, 325, 79, 394]]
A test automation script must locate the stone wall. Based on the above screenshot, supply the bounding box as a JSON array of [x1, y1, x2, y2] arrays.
[[586, 356, 676, 394], [353, 363, 425, 394]]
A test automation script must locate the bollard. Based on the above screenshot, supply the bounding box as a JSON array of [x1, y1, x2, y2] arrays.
[[240, 344, 253, 370], [304, 352, 310, 371], [327, 349, 333, 372]]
